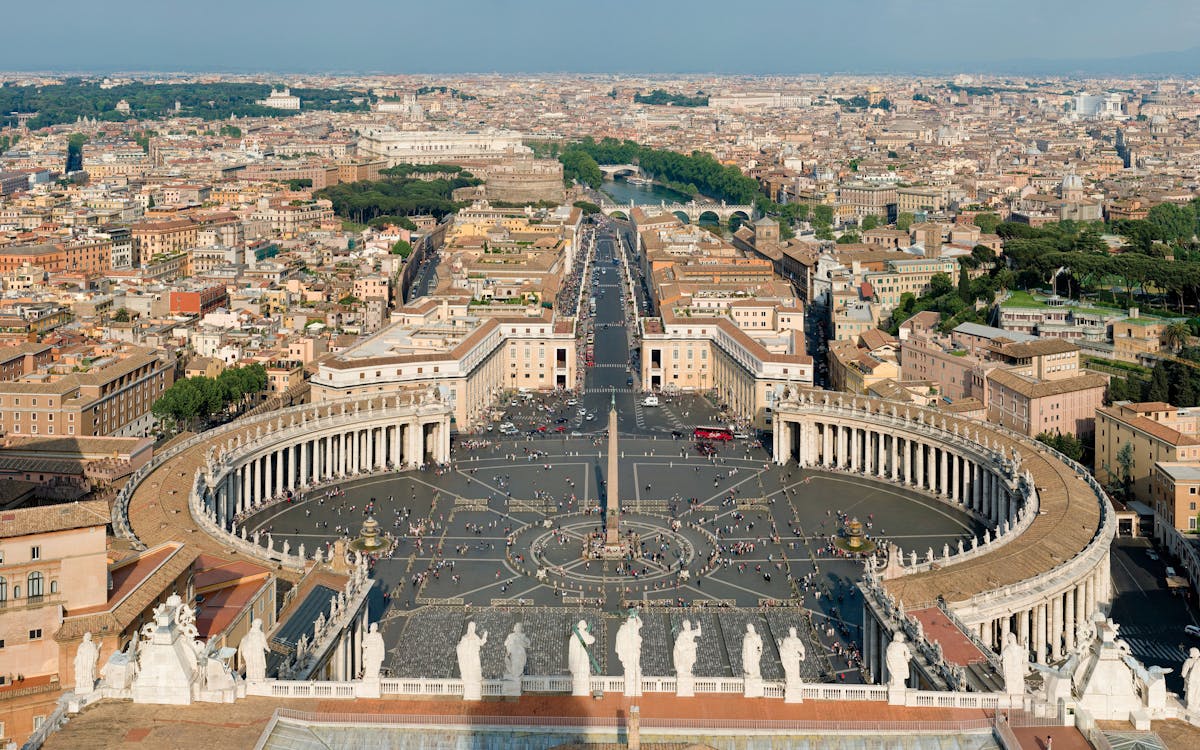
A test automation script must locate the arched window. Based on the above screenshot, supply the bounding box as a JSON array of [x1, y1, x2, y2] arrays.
[[0, 576, 6, 602], [50, 580, 58, 595], [27, 571, 43, 599]]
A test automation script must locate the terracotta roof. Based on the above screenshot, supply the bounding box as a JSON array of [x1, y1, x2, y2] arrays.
[[57, 542, 198, 640], [995, 339, 1078, 358], [0, 499, 109, 539], [986, 369, 1108, 399]]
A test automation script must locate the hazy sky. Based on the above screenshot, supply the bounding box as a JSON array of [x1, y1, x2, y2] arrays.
[[4, 0, 1200, 74]]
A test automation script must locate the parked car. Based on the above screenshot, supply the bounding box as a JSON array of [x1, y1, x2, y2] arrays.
[[1186, 625, 1200, 640]]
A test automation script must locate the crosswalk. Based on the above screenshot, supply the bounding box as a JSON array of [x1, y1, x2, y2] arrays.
[[1123, 637, 1188, 663], [584, 387, 635, 394]]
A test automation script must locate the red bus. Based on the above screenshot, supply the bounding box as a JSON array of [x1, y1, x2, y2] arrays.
[[693, 426, 734, 441]]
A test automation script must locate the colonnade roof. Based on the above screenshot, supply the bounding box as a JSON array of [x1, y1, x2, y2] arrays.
[[888, 433, 1100, 607], [123, 396, 424, 582]]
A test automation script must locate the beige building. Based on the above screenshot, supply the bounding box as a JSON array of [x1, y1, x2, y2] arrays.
[[312, 297, 575, 429], [0, 347, 175, 438], [1096, 402, 1200, 506], [1152, 462, 1200, 534], [0, 501, 109, 746]]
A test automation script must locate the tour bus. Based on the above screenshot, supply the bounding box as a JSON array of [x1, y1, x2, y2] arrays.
[[590, 297, 597, 312], [693, 426, 734, 441]]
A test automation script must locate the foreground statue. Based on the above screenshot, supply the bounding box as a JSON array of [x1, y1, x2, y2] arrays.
[[1000, 632, 1028, 695], [615, 612, 643, 697], [742, 623, 764, 697], [504, 623, 531, 683], [238, 619, 269, 683], [778, 626, 807, 703], [1183, 647, 1200, 713], [457, 622, 487, 701], [569, 620, 595, 696], [673, 620, 702, 697], [74, 631, 100, 695], [361, 622, 385, 680], [886, 632, 912, 689]]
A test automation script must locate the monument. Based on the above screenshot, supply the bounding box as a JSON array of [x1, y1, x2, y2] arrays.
[[569, 620, 596, 696], [1183, 648, 1200, 713], [778, 626, 807, 703], [673, 620, 702, 697], [1000, 632, 1028, 695], [73, 632, 100, 696], [886, 631, 912, 704], [457, 622, 487, 701], [350, 515, 392, 554], [600, 392, 630, 558], [616, 611, 644, 696], [742, 623, 764, 698], [503, 623, 531, 695]]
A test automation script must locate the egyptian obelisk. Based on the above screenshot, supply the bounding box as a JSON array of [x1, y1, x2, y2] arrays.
[[605, 391, 620, 545]]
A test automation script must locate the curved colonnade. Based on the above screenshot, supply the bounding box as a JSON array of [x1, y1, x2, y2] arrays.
[[113, 395, 453, 567], [771, 390, 1114, 677]]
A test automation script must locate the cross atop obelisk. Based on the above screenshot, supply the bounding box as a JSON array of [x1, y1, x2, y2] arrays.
[[605, 390, 620, 545]]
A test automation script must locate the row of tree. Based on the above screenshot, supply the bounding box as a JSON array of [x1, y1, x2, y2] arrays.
[[0, 81, 369, 129], [633, 89, 709, 107], [558, 137, 761, 204], [152, 364, 268, 431], [315, 173, 481, 224]]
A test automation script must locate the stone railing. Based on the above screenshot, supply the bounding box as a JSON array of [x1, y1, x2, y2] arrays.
[[287, 562, 374, 680], [243, 675, 1031, 711]]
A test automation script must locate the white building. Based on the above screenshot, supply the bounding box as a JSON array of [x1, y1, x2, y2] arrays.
[[355, 128, 530, 166], [258, 88, 301, 111]]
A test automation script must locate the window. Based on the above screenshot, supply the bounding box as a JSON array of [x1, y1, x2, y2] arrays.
[[27, 572, 43, 598], [0, 576, 6, 602], [29, 629, 42, 640], [50, 580, 58, 595], [30, 546, 40, 561]]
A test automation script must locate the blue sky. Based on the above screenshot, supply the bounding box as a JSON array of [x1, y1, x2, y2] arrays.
[[3, 0, 1200, 74]]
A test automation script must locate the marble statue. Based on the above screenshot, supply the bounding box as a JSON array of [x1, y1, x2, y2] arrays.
[[504, 624, 530, 683], [1183, 647, 1200, 713], [1033, 652, 1079, 706], [361, 622, 385, 680], [74, 631, 100, 695], [1000, 632, 1027, 694], [778, 626, 807, 703], [568, 620, 595, 696], [100, 637, 139, 691], [456, 622, 487, 701], [615, 611, 644, 697], [238, 618, 269, 683], [673, 620, 701, 697], [886, 632, 912, 689], [742, 623, 764, 697]]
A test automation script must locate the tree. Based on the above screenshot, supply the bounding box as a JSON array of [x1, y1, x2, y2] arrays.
[[896, 212, 915, 232], [286, 178, 313, 191], [1037, 432, 1084, 462], [1115, 442, 1135, 494], [112, 308, 131, 323], [861, 215, 880, 231], [1163, 321, 1190, 353], [836, 233, 861, 244], [573, 201, 601, 215], [391, 239, 413, 258], [972, 213, 1000, 234], [812, 204, 834, 226]]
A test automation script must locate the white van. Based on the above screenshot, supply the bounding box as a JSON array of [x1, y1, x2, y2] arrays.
[[642, 395, 659, 407]]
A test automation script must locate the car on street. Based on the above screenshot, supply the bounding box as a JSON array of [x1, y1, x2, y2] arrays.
[[570, 431, 583, 437], [555, 417, 568, 424], [1186, 625, 1200, 640], [586, 414, 596, 421], [555, 426, 567, 432]]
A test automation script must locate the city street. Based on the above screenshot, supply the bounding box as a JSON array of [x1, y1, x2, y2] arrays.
[[1109, 536, 1200, 693]]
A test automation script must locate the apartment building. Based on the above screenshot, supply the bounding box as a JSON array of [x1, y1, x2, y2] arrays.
[[0, 501, 109, 746], [1152, 462, 1200, 534], [0, 347, 174, 438], [837, 183, 897, 221], [131, 218, 198, 268], [1096, 402, 1200, 507]]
